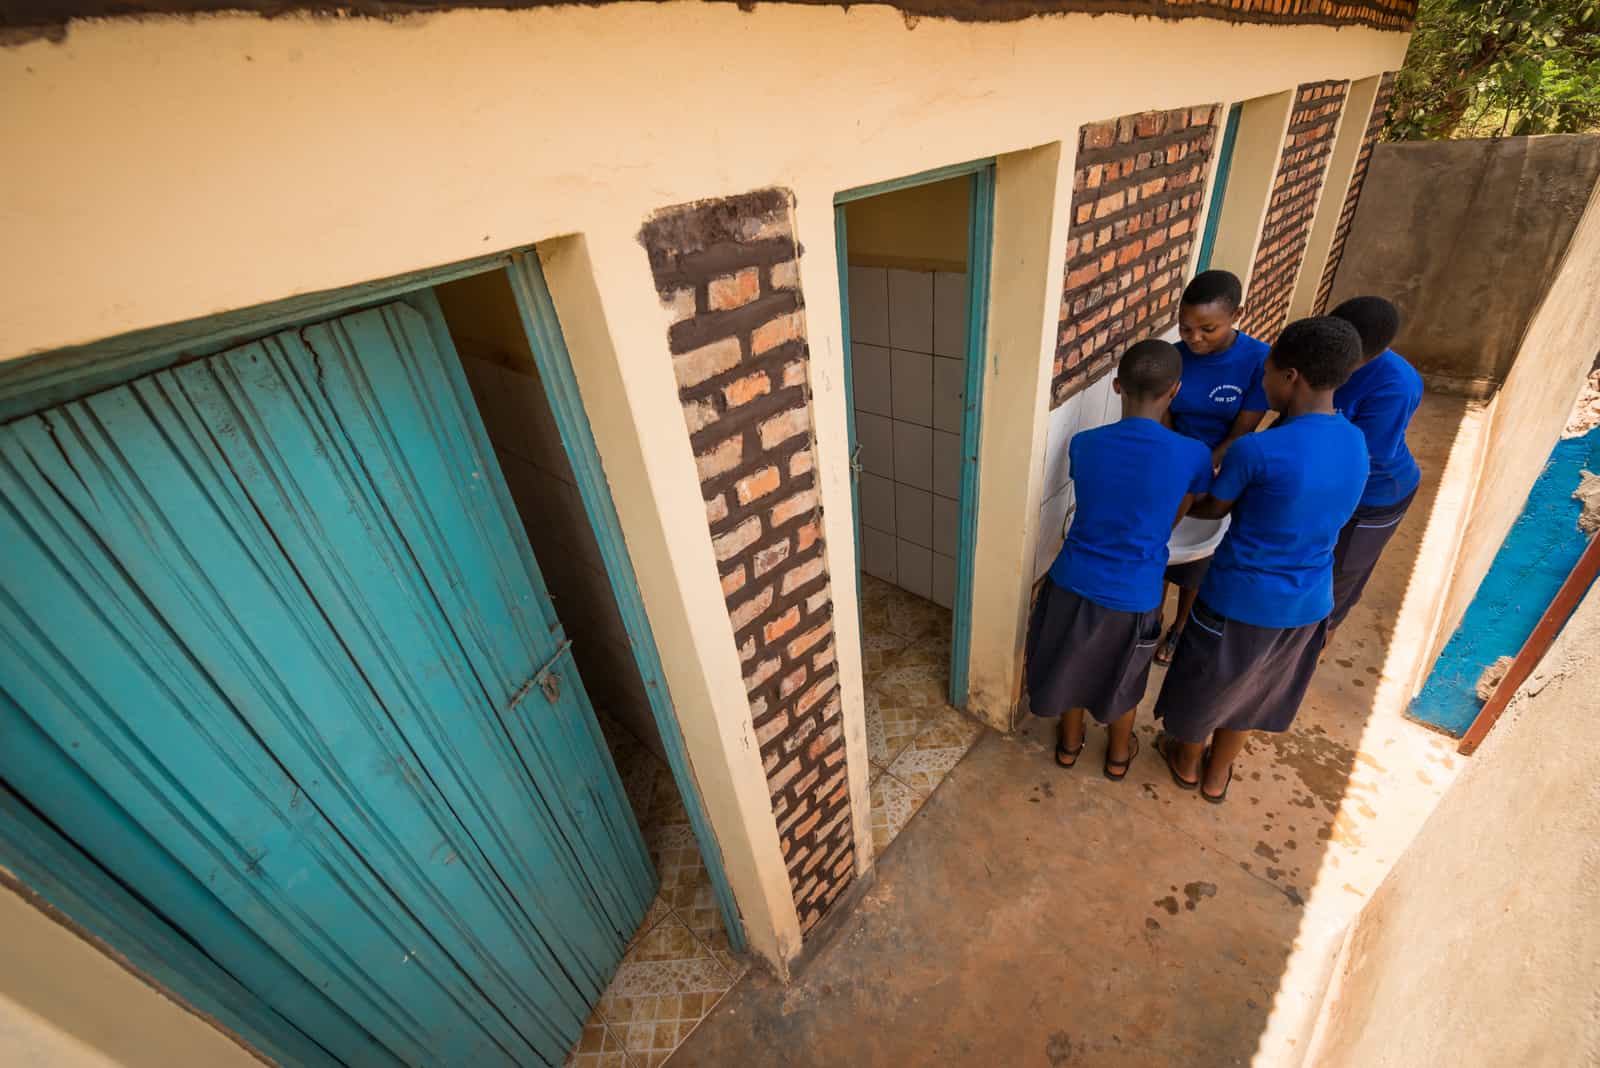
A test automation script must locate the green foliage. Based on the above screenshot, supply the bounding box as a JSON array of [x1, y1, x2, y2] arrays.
[[1386, 0, 1600, 140]]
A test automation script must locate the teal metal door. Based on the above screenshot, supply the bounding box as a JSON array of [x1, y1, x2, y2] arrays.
[[0, 299, 655, 1066]]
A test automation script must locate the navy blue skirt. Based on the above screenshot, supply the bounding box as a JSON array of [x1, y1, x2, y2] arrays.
[[1026, 579, 1162, 724], [1330, 489, 1416, 628], [1153, 599, 1327, 741], [1164, 555, 1212, 590]]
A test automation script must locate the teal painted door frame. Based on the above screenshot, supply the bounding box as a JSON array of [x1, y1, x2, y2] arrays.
[[1196, 103, 1244, 274], [834, 158, 997, 709], [0, 249, 745, 1060], [504, 253, 744, 950]]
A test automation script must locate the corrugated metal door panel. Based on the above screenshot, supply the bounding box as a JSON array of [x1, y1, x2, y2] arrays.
[[0, 299, 654, 1066]]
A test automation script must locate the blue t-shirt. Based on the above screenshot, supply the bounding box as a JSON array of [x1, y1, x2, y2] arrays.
[[1049, 418, 1214, 613], [1334, 349, 1423, 508], [1170, 332, 1271, 449], [1200, 413, 1369, 628]]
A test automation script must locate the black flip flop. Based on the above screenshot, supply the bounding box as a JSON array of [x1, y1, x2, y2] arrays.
[[1154, 626, 1180, 666], [1155, 732, 1200, 790], [1200, 746, 1233, 804], [1103, 733, 1140, 782]]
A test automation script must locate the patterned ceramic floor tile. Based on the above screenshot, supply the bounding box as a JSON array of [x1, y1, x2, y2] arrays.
[[646, 823, 707, 913], [564, 1000, 633, 1068], [645, 764, 691, 828], [597, 915, 735, 1068], [869, 771, 926, 853], [611, 739, 664, 829], [864, 684, 927, 767], [885, 709, 984, 795]]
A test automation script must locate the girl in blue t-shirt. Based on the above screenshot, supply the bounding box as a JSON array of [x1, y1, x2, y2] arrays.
[[1157, 270, 1271, 664], [1153, 317, 1370, 803]]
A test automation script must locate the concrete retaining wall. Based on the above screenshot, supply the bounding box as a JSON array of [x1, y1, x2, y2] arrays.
[[1329, 134, 1600, 395]]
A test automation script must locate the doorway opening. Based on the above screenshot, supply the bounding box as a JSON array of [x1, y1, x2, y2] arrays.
[[836, 165, 993, 854], [433, 267, 748, 1064]]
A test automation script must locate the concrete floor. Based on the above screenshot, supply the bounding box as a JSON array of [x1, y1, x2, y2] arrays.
[[673, 393, 1486, 1067]]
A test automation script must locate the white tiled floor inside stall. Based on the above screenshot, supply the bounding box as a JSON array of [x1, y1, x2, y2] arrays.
[[847, 264, 968, 607]]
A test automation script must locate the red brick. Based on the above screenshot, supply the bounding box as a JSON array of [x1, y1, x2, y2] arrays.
[[713, 516, 761, 562], [772, 488, 818, 528], [696, 435, 742, 481], [778, 797, 810, 836], [823, 691, 842, 722], [754, 539, 791, 577], [723, 371, 772, 408], [789, 448, 814, 478], [1083, 122, 1116, 149], [764, 606, 801, 642], [798, 676, 837, 714], [792, 808, 823, 842], [786, 621, 830, 660], [721, 566, 746, 597], [661, 286, 695, 325], [769, 756, 801, 792], [752, 311, 803, 355], [731, 590, 775, 639], [780, 666, 808, 698], [735, 465, 780, 505], [682, 397, 718, 434], [746, 656, 781, 693], [781, 557, 826, 596], [792, 764, 821, 799], [759, 406, 810, 449], [770, 259, 800, 291], [674, 337, 741, 388], [782, 717, 818, 754], [805, 584, 831, 616], [740, 635, 756, 662], [708, 267, 760, 311], [706, 493, 729, 525]]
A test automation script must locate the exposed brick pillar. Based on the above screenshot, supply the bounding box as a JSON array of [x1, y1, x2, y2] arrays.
[[638, 190, 853, 937], [1052, 105, 1220, 408], [1313, 71, 1400, 316], [1238, 79, 1350, 340]]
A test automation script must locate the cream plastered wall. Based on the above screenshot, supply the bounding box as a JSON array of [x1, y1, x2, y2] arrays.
[[1, 4, 1409, 983], [0, 872, 261, 1068], [1302, 582, 1600, 1068], [1206, 89, 1297, 292], [1288, 74, 1383, 320], [844, 177, 969, 271], [1418, 175, 1600, 684]]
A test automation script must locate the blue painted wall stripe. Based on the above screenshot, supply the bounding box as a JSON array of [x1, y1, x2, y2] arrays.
[[1409, 426, 1600, 735]]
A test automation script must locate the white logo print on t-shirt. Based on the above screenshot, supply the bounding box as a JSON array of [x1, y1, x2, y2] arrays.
[[1209, 384, 1243, 404]]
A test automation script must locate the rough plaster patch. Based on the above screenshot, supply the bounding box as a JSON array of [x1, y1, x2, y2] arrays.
[[1575, 469, 1600, 535], [1474, 655, 1516, 702], [1562, 366, 1600, 439]]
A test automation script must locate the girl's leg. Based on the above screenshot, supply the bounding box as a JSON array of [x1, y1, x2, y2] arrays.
[[1170, 737, 1206, 783], [1157, 584, 1199, 664], [1105, 706, 1136, 764], [1202, 728, 1249, 796], [1056, 707, 1088, 766], [1172, 584, 1200, 637]]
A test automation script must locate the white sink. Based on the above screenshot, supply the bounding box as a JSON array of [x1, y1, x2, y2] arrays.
[[1168, 514, 1230, 564]]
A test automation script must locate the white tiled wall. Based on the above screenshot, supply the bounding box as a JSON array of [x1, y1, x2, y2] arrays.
[[1033, 371, 1122, 583], [850, 265, 968, 608]]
